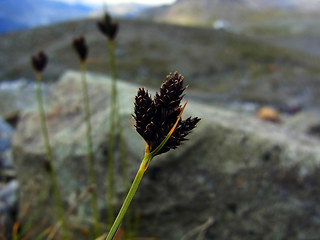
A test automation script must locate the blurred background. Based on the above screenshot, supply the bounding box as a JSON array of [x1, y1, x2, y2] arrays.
[[1, 0, 320, 110], [1, 0, 320, 239]]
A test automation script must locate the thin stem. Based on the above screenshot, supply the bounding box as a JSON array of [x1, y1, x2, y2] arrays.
[[113, 65, 131, 235], [108, 40, 117, 83], [105, 153, 152, 240], [118, 121, 133, 238], [80, 63, 101, 237], [35, 73, 68, 240], [107, 39, 117, 226]]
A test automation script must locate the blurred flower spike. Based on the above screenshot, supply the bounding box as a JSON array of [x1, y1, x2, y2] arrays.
[[31, 51, 48, 73], [73, 36, 88, 63], [133, 72, 200, 158], [97, 13, 119, 40]]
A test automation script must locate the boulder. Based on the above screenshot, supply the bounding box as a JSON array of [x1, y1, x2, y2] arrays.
[[0, 80, 43, 124], [12, 70, 320, 239]]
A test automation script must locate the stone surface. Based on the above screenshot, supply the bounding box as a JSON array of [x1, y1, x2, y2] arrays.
[[0, 80, 39, 121], [0, 118, 14, 170], [0, 118, 17, 239], [0, 180, 18, 239], [12, 70, 320, 239]]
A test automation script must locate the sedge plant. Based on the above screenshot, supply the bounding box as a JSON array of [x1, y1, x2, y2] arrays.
[[72, 36, 101, 237], [105, 72, 200, 240], [30, 51, 69, 240], [97, 13, 131, 229]]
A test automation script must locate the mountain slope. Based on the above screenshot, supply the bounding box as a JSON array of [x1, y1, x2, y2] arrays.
[[0, 18, 320, 110], [141, 0, 320, 25], [139, 0, 320, 57]]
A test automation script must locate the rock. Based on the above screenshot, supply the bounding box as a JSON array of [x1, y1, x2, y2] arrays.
[[0, 180, 19, 239], [284, 111, 320, 138], [12, 71, 320, 239], [0, 79, 50, 125], [0, 117, 17, 239], [0, 118, 15, 179], [0, 118, 13, 151], [307, 123, 320, 138]]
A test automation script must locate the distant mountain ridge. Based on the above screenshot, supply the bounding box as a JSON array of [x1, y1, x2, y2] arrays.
[[140, 0, 320, 25], [0, 0, 94, 33], [243, 0, 320, 11], [90, 3, 152, 19], [0, 0, 155, 34], [172, 0, 320, 11]]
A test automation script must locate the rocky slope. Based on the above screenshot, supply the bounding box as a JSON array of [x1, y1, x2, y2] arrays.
[[10, 71, 320, 239]]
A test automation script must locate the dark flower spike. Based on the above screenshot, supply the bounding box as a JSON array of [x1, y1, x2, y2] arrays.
[[106, 73, 200, 240], [31, 51, 48, 73], [97, 13, 119, 40], [133, 88, 155, 143], [133, 72, 200, 158], [72, 36, 88, 62], [149, 100, 188, 157]]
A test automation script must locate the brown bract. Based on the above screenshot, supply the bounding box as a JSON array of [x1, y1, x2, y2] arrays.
[[31, 51, 48, 73], [72, 36, 88, 62], [133, 72, 200, 155], [97, 13, 119, 40]]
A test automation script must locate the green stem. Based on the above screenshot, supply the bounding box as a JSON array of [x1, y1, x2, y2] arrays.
[[107, 39, 117, 226], [118, 120, 132, 238], [80, 63, 101, 236], [108, 40, 117, 83], [105, 153, 152, 240], [35, 73, 68, 240]]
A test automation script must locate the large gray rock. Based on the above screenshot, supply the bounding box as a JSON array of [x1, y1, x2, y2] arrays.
[[12, 71, 320, 239]]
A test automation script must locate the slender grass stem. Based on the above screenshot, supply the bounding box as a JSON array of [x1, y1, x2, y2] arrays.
[[35, 73, 68, 240], [117, 119, 133, 238], [80, 63, 101, 236], [111, 49, 131, 234], [107, 37, 133, 236], [105, 153, 152, 240], [107, 39, 117, 226], [108, 40, 117, 83]]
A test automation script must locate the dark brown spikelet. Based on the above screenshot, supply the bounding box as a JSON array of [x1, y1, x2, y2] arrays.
[[97, 13, 119, 40], [155, 72, 185, 109], [72, 36, 88, 62], [161, 117, 200, 154], [31, 51, 48, 73], [133, 88, 155, 144], [133, 72, 200, 155]]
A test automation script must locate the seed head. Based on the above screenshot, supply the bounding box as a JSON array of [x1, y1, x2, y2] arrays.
[[31, 51, 48, 73], [72, 36, 88, 62], [133, 72, 200, 156], [97, 13, 119, 40]]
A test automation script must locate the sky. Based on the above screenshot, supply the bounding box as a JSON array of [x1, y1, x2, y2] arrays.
[[50, 0, 176, 6]]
